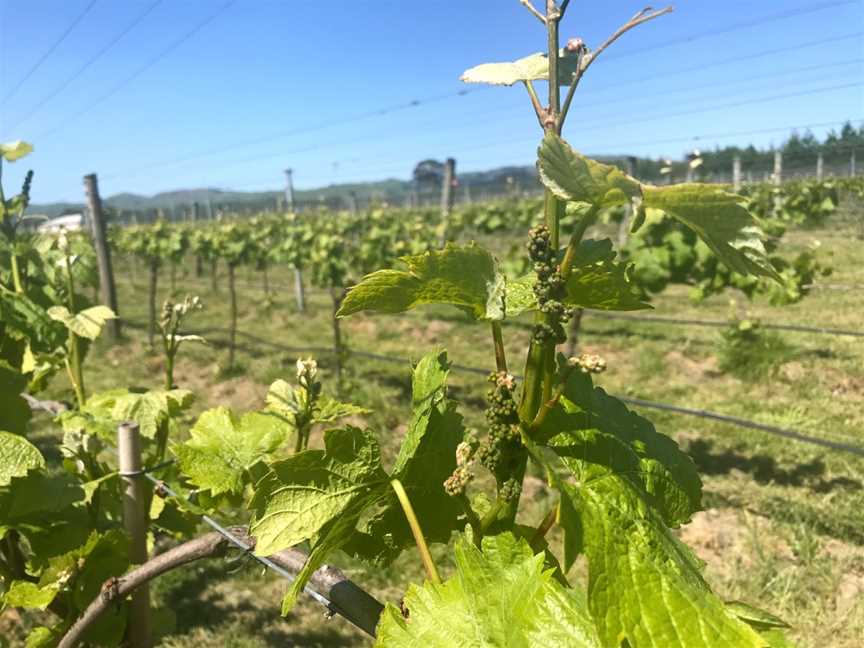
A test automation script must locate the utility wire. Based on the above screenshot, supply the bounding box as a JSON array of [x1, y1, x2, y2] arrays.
[[116, 318, 864, 459], [102, 60, 863, 183], [88, 23, 863, 182], [34, 1, 236, 139], [1, 0, 99, 104], [596, 1, 861, 63], [3, 0, 164, 134]]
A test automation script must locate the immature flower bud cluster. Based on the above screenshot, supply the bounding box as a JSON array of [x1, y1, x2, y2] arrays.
[[568, 352, 607, 374], [476, 372, 523, 493], [527, 226, 572, 345], [296, 357, 321, 396], [160, 295, 203, 334], [444, 466, 473, 497], [444, 434, 479, 496], [20, 170, 34, 207], [498, 477, 522, 503]]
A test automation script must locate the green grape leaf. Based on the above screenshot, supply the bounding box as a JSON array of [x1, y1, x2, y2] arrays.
[[250, 427, 389, 614], [315, 396, 370, 424], [88, 388, 194, 439], [337, 244, 506, 321], [47, 305, 117, 341], [2, 581, 61, 610], [0, 291, 65, 354], [0, 471, 85, 526], [642, 184, 781, 280], [348, 350, 464, 565], [0, 361, 30, 434], [374, 532, 601, 647], [0, 140, 33, 161], [265, 378, 305, 419], [725, 601, 790, 632], [548, 371, 702, 530], [174, 407, 291, 495], [460, 50, 582, 86], [503, 272, 538, 318], [249, 426, 388, 612], [0, 430, 44, 485], [559, 478, 765, 647], [506, 239, 650, 315], [537, 134, 641, 208]]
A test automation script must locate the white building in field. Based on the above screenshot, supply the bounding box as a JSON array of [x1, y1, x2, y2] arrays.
[[37, 213, 86, 233]]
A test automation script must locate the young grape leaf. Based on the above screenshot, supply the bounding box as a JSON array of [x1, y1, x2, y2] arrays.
[[725, 601, 790, 632], [83, 388, 194, 439], [0, 430, 44, 486], [548, 370, 702, 530], [249, 425, 388, 559], [266, 379, 368, 425], [348, 350, 464, 565], [460, 50, 582, 86], [505, 239, 650, 315], [560, 478, 765, 647], [0, 140, 33, 161], [2, 581, 61, 610], [374, 532, 601, 647], [537, 134, 641, 208], [173, 407, 292, 496], [47, 305, 117, 341], [336, 244, 506, 321], [0, 291, 65, 354], [315, 396, 370, 423], [642, 184, 781, 280], [0, 361, 31, 434]]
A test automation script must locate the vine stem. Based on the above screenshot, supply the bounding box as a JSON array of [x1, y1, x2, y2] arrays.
[[9, 254, 24, 293], [559, 205, 599, 281], [64, 251, 86, 407], [490, 321, 508, 373], [530, 503, 559, 547], [391, 479, 440, 584]]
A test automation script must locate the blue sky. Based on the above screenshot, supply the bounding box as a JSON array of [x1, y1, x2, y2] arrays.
[[1, 0, 862, 203]]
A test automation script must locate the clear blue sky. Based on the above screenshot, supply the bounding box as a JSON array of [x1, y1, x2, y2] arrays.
[[1, 0, 862, 203]]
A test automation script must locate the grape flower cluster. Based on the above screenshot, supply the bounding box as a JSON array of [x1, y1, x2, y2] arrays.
[[528, 225, 574, 345]]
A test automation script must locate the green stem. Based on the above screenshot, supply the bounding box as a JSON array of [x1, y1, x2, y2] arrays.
[[490, 321, 507, 373], [9, 253, 24, 293], [530, 503, 558, 549], [64, 253, 86, 406], [391, 479, 440, 584], [457, 494, 482, 545], [64, 356, 86, 411], [559, 206, 599, 281]]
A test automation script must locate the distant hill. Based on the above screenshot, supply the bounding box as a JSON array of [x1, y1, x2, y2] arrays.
[[28, 164, 543, 220]]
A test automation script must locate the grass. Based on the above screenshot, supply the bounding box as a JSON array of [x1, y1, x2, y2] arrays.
[[7, 207, 864, 646]]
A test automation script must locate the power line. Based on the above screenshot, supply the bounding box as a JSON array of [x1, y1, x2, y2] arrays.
[[3, 0, 164, 134], [83, 19, 863, 181], [103, 55, 863, 185], [1, 0, 99, 104], [34, 1, 237, 139], [597, 1, 861, 63]]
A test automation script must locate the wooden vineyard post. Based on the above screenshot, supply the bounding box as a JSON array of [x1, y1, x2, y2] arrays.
[[117, 422, 152, 648], [773, 151, 783, 186], [852, 150, 857, 177], [285, 167, 306, 312], [732, 156, 742, 191], [83, 174, 120, 340], [816, 152, 824, 180], [439, 157, 456, 245], [772, 151, 783, 218]]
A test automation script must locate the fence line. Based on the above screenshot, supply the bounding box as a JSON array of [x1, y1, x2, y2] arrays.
[[119, 318, 864, 460], [113, 274, 864, 339]]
